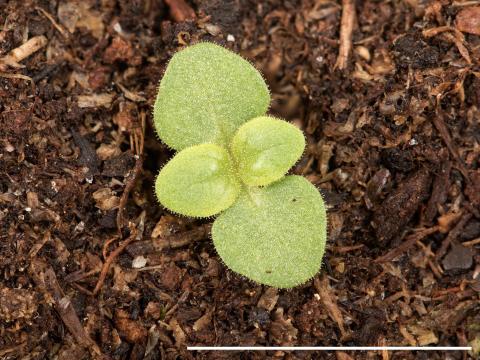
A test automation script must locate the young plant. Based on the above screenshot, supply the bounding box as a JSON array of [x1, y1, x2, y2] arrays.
[[153, 43, 327, 288]]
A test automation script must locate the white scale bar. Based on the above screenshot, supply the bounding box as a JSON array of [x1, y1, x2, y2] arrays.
[[188, 346, 472, 351]]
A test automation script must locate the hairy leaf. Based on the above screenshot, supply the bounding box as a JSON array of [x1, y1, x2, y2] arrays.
[[231, 116, 305, 186], [153, 42, 270, 150], [155, 144, 241, 217], [212, 176, 327, 288]]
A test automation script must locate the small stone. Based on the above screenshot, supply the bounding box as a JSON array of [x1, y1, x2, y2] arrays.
[[132, 255, 147, 269], [442, 244, 473, 270]]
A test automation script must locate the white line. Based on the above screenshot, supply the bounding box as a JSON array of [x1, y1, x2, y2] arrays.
[[188, 346, 472, 351]]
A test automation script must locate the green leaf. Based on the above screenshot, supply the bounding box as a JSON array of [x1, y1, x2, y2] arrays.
[[212, 175, 327, 288], [153, 42, 270, 150], [231, 116, 305, 186], [155, 143, 241, 217]]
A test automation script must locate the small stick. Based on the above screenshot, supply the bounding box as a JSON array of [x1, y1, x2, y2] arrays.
[[462, 237, 480, 247], [35, 7, 68, 38], [116, 114, 145, 232], [433, 103, 470, 181], [422, 26, 455, 38], [33, 264, 104, 357], [375, 226, 440, 263], [0, 35, 47, 68], [0, 72, 33, 82], [331, 244, 365, 253], [116, 154, 143, 232], [334, 0, 356, 71], [65, 269, 101, 283]]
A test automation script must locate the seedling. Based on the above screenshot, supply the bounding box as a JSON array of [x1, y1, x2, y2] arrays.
[[153, 43, 327, 288]]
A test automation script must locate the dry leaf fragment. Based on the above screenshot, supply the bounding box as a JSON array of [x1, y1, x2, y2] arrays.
[[456, 6, 480, 35]]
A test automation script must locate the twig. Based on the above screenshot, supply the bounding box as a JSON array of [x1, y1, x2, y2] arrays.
[[375, 226, 440, 263], [433, 101, 470, 181], [116, 114, 145, 232], [30, 260, 105, 357], [116, 155, 143, 232], [64, 269, 100, 283], [331, 244, 365, 253], [35, 7, 68, 38], [423, 26, 472, 64], [422, 26, 455, 38], [116, 82, 146, 102], [462, 237, 480, 247], [334, 0, 356, 71], [452, 1, 480, 6], [160, 224, 211, 249], [0, 72, 33, 82], [0, 35, 47, 68], [126, 224, 211, 256]]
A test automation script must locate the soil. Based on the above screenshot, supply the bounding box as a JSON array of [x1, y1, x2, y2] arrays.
[[1, 0, 479, 359]]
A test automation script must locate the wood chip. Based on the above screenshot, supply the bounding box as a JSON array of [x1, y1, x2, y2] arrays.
[[165, 0, 196, 22], [314, 275, 347, 337], [335, 0, 356, 70], [257, 287, 279, 312]]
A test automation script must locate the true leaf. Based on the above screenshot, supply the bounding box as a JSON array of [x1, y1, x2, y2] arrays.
[[155, 143, 241, 217], [212, 175, 327, 288], [231, 116, 305, 186], [153, 42, 270, 150]]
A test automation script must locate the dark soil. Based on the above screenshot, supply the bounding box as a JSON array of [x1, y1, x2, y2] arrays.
[[1, 1, 479, 359]]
